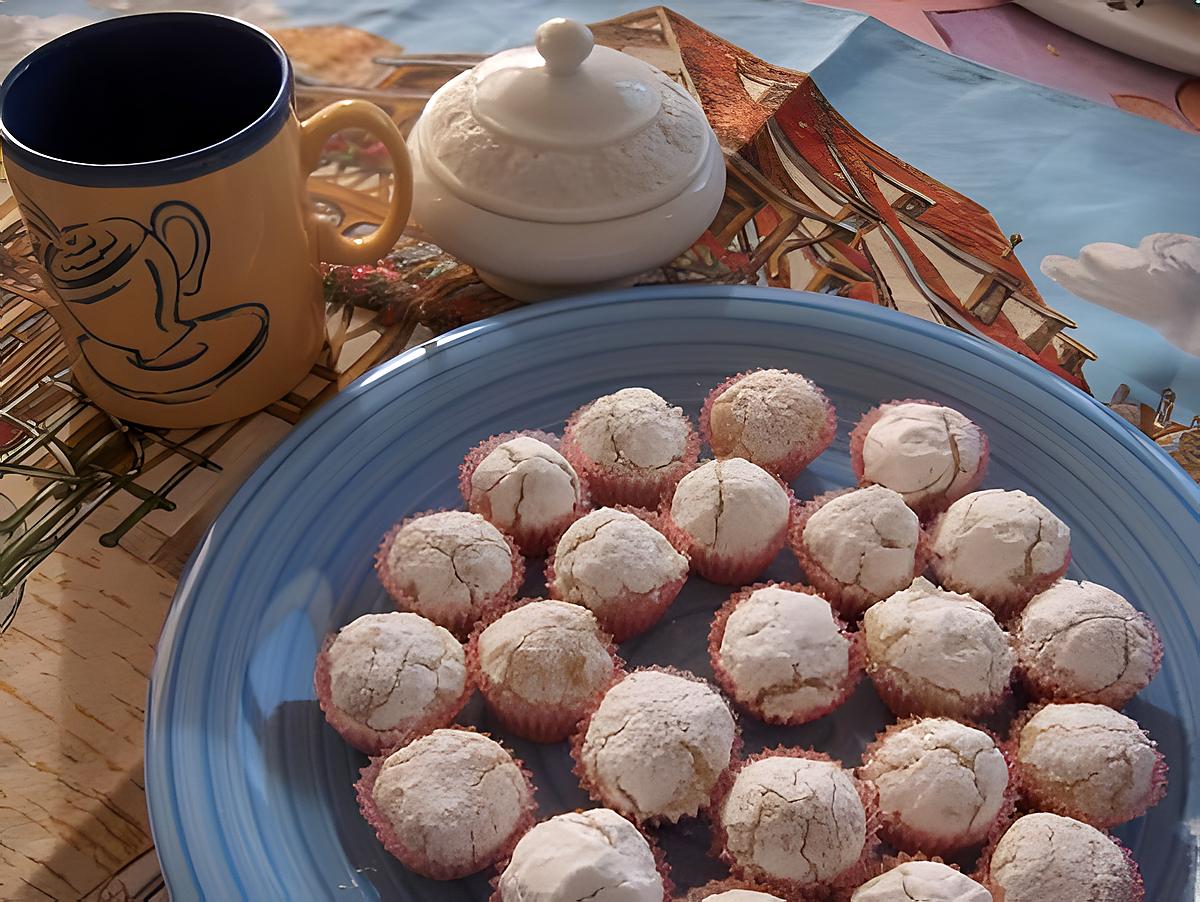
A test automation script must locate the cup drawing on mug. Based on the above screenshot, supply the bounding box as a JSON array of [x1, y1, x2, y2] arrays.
[[18, 191, 269, 405]]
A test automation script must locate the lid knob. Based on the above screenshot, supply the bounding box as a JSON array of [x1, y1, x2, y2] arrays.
[[535, 18, 594, 75]]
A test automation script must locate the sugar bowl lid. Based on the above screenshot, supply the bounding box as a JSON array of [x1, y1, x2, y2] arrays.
[[416, 18, 714, 223]]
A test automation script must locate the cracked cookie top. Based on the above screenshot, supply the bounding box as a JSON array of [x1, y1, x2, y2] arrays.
[[801, 486, 921, 602], [861, 402, 985, 507], [371, 729, 532, 872], [670, 458, 789, 558], [719, 755, 867, 886], [327, 612, 467, 733], [478, 600, 613, 707], [570, 387, 691, 473], [379, 511, 518, 629], [1014, 703, 1161, 825], [851, 859, 991, 901], [578, 669, 736, 823], [552, 508, 688, 608], [987, 812, 1141, 902], [863, 577, 1014, 711], [930, 489, 1070, 600], [716, 586, 852, 722], [468, 435, 581, 534], [496, 808, 663, 902], [1016, 580, 1160, 707], [859, 717, 1008, 848]]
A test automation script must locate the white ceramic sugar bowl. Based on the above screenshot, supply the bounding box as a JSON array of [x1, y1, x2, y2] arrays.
[[408, 18, 725, 300]]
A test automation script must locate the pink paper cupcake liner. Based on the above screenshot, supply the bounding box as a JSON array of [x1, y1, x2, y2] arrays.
[[974, 815, 1145, 901], [849, 399, 990, 520], [1016, 610, 1163, 708], [570, 665, 742, 826], [1006, 703, 1168, 829], [544, 506, 689, 642], [459, 430, 591, 556], [661, 477, 796, 586], [489, 814, 674, 902], [709, 581, 864, 726], [858, 717, 1016, 855], [354, 725, 537, 880], [313, 632, 472, 756], [929, 538, 1071, 622], [865, 654, 1012, 720], [466, 597, 624, 743], [789, 488, 933, 618], [560, 400, 701, 509], [709, 746, 881, 901], [374, 508, 526, 639], [699, 369, 838, 481]]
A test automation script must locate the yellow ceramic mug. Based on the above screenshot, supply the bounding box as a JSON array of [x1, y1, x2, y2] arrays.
[[0, 12, 412, 428]]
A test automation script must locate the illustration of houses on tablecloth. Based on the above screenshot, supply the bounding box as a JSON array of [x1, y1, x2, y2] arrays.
[[594, 8, 1095, 392]]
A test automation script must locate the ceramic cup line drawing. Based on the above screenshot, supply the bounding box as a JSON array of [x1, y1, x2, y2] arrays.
[[18, 191, 270, 406]]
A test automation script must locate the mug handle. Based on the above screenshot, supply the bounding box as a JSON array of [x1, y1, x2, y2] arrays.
[[298, 99, 413, 265]]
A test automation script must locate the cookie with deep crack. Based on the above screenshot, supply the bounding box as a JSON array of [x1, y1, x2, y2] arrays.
[[862, 577, 1015, 718], [1015, 579, 1162, 708], [314, 611, 469, 755], [929, 489, 1071, 618], [546, 507, 688, 641], [981, 812, 1144, 902], [376, 510, 523, 636], [1011, 703, 1166, 828], [469, 598, 620, 743], [790, 485, 929, 617], [710, 582, 863, 725], [858, 717, 1009, 853], [573, 668, 737, 824], [561, 387, 700, 508], [460, 431, 586, 555], [850, 399, 989, 517], [664, 457, 791, 585]]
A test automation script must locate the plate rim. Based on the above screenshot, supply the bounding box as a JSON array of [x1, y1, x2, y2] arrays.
[[145, 284, 1200, 897]]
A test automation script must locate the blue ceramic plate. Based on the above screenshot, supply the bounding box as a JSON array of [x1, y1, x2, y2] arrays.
[[146, 286, 1199, 900]]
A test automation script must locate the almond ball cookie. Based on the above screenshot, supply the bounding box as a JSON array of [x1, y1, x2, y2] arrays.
[[791, 485, 928, 617], [561, 387, 699, 508], [852, 860, 992, 902], [929, 489, 1071, 618], [375, 510, 523, 636], [1011, 702, 1166, 828], [714, 749, 875, 895], [314, 612, 469, 755], [850, 400, 988, 517], [356, 728, 535, 880], [470, 599, 619, 742], [546, 507, 688, 641], [460, 431, 585, 554], [494, 808, 667, 902], [574, 669, 737, 824], [859, 717, 1009, 853], [863, 577, 1014, 718], [982, 812, 1144, 902], [665, 457, 791, 584], [1015, 580, 1162, 708], [701, 368, 837, 479], [710, 583, 862, 725]]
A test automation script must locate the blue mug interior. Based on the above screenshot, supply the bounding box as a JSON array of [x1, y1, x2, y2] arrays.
[[0, 13, 292, 186]]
